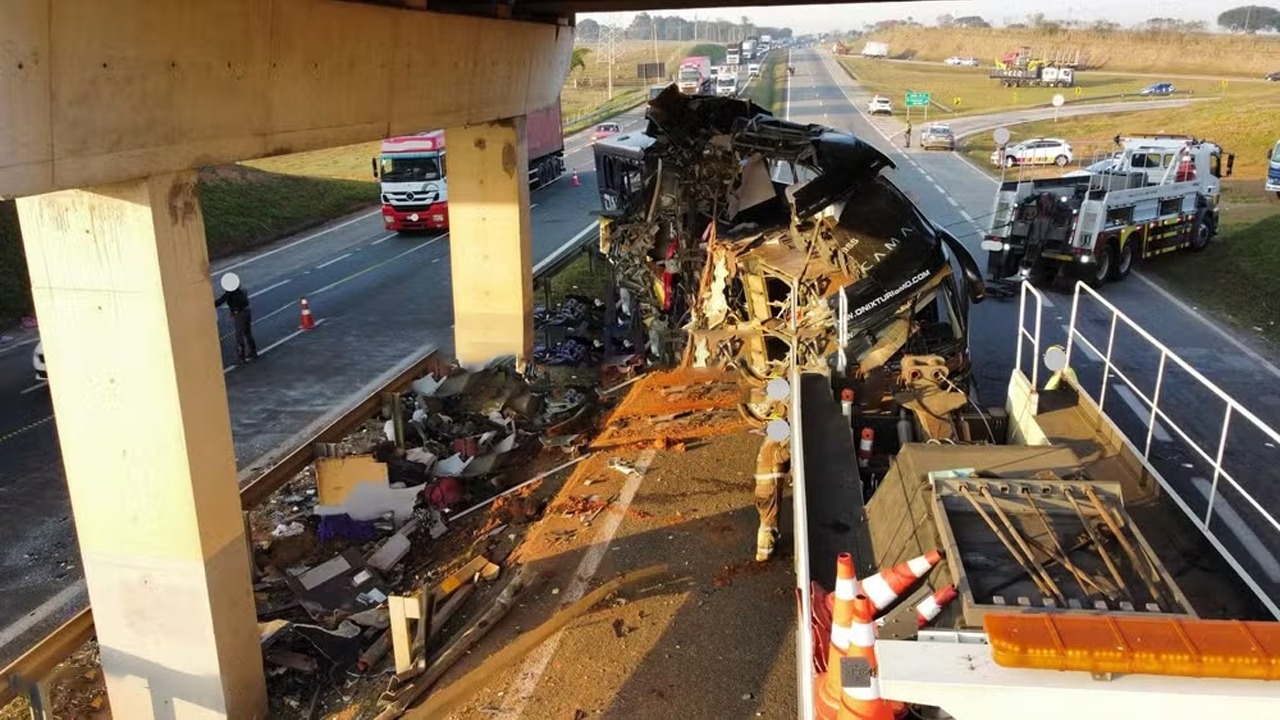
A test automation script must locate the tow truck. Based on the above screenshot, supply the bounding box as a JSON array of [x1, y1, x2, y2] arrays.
[[981, 134, 1233, 288]]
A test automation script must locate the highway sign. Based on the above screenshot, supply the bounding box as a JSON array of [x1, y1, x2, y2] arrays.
[[952, 96, 962, 106], [1075, 86, 1083, 95], [905, 91, 931, 107], [993, 127, 1011, 146], [1052, 94, 1065, 107]]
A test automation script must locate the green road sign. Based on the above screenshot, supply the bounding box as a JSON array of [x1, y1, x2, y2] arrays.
[[905, 91, 931, 107]]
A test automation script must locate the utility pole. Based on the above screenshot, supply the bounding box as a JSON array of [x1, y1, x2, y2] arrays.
[[600, 24, 623, 100]]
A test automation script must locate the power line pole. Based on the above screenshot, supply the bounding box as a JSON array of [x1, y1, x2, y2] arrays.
[[599, 24, 623, 100]]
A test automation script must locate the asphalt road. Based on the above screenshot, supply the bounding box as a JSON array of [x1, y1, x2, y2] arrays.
[[0, 107, 652, 667]]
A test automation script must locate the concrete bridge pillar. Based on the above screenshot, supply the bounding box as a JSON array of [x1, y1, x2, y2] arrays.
[[16, 171, 267, 719], [446, 116, 535, 368]]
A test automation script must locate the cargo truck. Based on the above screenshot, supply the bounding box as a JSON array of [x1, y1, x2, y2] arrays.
[[726, 43, 741, 66], [715, 67, 738, 97], [677, 56, 713, 94], [861, 41, 890, 59], [375, 100, 565, 232]]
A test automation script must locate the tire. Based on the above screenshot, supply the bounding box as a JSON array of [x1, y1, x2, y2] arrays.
[[1054, 154, 1068, 166], [1004, 155, 1017, 168], [1189, 217, 1213, 252], [1111, 240, 1133, 281], [1087, 243, 1113, 288]]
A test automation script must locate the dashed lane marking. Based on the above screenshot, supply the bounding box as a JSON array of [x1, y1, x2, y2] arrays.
[[0, 415, 55, 445]]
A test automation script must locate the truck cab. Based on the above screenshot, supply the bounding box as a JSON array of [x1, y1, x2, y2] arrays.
[[716, 70, 738, 97], [374, 132, 448, 232], [748, 62, 761, 78]]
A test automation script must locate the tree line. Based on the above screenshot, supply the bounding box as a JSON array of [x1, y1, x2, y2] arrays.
[[866, 7, 1280, 34], [577, 14, 792, 44]]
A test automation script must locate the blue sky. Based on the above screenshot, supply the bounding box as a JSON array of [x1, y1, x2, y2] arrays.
[[580, 1, 1247, 35]]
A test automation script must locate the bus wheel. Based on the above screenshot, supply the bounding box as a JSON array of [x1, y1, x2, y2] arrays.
[[1087, 244, 1113, 288], [1111, 241, 1133, 280], [1190, 218, 1213, 252]]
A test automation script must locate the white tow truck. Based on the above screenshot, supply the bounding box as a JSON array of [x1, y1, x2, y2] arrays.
[[715, 66, 739, 97], [982, 134, 1234, 287]]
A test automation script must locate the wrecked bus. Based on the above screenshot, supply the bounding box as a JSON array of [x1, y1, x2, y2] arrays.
[[591, 87, 987, 404]]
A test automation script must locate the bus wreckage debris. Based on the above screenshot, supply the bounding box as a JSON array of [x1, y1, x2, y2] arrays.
[[593, 86, 984, 432]]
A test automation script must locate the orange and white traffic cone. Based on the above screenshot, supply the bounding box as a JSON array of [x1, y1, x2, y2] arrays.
[[914, 584, 958, 628], [298, 297, 317, 330], [571, 169, 581, 187], [857, 428, 874, 468], [835, 593, 896, 720], [860, 549, 943, 612], [841, 389, 855, 419], [816, 553, 861, 719]]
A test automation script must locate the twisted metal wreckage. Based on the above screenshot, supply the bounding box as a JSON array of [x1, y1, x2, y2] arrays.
[[593, 88, 988, 558]]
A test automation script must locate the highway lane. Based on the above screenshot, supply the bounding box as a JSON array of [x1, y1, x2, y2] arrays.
[[802, 48, 1280, 609], [0, 107, 650, 666]]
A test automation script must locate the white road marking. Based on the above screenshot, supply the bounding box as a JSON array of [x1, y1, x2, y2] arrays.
[[249, 279, 291, 298], [223, 319, 328, 374], [0, 336, 41, 358], [1191, 477, 1280, 583], [530, 203, 540, 210], [431, 257, 441, 263], [945, 197, 960, 207], [314, 252, 353, 271], [932, 182, 945, 194], [497, 448, 657, 718], [1113, 385, 1173, 443], [211, 209, 381, 276], [311, 236, 446, 297], [959, 210, 975, 222], [371, 233, 396, 246], [19, 382, 47, 395], [0, 579, 87, 649]]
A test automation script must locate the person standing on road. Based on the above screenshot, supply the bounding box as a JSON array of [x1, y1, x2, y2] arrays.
[[215, 272, 258, 363], [903, 120, 913, 149]]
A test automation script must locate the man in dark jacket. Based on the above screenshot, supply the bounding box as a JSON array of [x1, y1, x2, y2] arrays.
[[215, 272, 258, 362]]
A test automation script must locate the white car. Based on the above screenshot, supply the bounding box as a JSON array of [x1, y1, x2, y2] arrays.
[[33, 341, 46, 381], [944, 56, 980, 67], [991, 138, 1074, 168], [867, 95, 892, 115]]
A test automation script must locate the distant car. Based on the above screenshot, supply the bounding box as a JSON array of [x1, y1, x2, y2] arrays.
[[591, 123, 621, 142], [944, 56, 980, 67], [867, 95, 893, 115], [33, 341, 46, 381], [920, 124, 955, 151], [991, 138, 1074, 168], [1267, 72, 1280, 82], [1138, 82, 1175, 96]]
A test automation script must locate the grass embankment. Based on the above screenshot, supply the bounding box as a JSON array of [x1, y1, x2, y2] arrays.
[[864, 25, 1280, 77], [743, 54, 788, 115], [956, 105, 1280, 345], [838, 57, 1280, 120], [562, 40, 693, 121]]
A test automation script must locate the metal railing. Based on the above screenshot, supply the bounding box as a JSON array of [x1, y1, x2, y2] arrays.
[[789, 365, 816, 720], [1062, 281, 1280, 618], [1014, 280, 1045, 389]]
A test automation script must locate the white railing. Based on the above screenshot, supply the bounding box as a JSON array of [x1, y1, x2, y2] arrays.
[[1015, 280, 1046, 389], [1062, 281, 1280, 618], [789, 365, 816, 720]]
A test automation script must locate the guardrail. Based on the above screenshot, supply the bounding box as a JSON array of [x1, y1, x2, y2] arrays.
[[0, 225, 607, 710], [1063, 281, 1280, 619], [790, 365, 816, 720]]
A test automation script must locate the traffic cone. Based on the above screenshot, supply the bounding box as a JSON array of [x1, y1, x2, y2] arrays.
[[298, 297, 316, 330], [571, 169, 581, 187], [914, 584, 958, 628], [858, 428, 874, 468], [835, 593, 896, 720], [817, 554, 860, 718], [860, 549, 943, 612]]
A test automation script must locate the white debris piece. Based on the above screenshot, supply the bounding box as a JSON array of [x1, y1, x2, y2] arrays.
[[272, 521, 306, 538], [608, 458, 640, 477], [435, 453, 472, 476], [314, 481, 424, 525], [406, 447, 437, 472]]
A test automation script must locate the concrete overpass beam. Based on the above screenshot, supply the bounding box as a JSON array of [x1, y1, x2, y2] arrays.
[[16, 172, 266, 719], [447, 117, 535, 367]]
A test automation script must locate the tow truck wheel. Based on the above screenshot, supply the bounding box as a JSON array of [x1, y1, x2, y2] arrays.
[[1190, 218, 1213, 252], [1087, 244, 1113, 288], [1112, 241, 1133, 280]]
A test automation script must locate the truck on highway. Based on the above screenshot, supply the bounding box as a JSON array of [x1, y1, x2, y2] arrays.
[[861, 41, 890, 59], [759, 34, 773, 54], [375, 101, 565, 232], [990, 46, 1075, 87], [726, 43, 741, 66], [715, 67, 738, 97], [747, 61, 761, 78], [676, 56, 713, 94], [981, 135, 1232, 287], [742, 37, 758, 61]]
